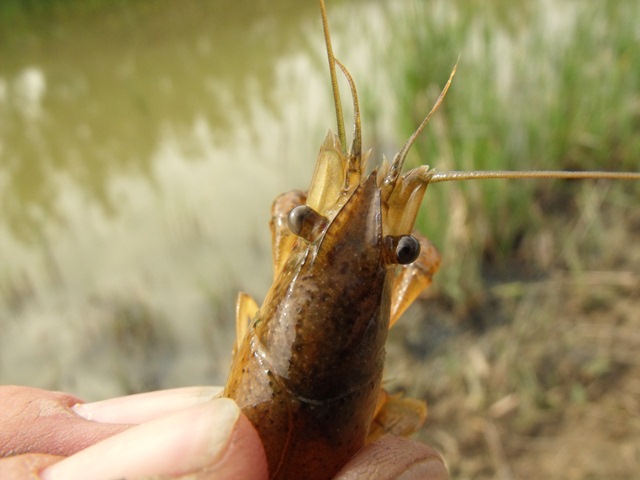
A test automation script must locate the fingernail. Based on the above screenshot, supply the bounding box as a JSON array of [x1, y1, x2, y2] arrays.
[[72, 386, 222, 423], [397, 458, 449, 480], [41, 398, 239, 480]]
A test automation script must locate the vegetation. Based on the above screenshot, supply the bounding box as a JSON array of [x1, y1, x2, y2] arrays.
[[391, 0, 640, 306], [380, 2, 640, 478]]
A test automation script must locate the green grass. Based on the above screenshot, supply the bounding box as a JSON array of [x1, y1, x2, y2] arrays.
[[386, 0, 640, 306]]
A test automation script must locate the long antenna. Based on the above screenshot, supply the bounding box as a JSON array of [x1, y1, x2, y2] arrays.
[[430, 170, 640, 183], [320, 0, 347, 154]]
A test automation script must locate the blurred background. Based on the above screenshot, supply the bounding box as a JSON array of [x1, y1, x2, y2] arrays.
[[1, 0, 638, 478]]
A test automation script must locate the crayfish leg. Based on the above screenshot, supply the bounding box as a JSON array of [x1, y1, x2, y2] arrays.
[[389, 232, 441, 328], [270, 190, 306, 278], [366, 389, 428, 444], [233, 292, 259, 357]]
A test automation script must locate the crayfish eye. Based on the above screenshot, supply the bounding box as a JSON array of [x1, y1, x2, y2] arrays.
[[288, 205, 328, 244], [384, 234, 421, 265]]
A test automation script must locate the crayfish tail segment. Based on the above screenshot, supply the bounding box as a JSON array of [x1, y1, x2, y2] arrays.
[[389, 233, 441, 327], [233, 292, 259, 357], [367, 389, 428, 444]]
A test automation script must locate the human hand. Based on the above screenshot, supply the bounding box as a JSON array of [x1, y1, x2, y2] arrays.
[[0, 385, 447, 479], [0, 385, 266, 479]]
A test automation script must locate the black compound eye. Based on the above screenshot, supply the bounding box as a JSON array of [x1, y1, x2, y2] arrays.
[[384, 234, 421, 265], [396, 235, 420, 264], [287, 205, 310, 236], [287, 205, 328, 244]]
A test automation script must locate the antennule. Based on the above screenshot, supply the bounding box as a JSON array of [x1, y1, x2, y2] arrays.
[[335, 58, 361, 160], [384, 59, 458, 187], [320, 0, 347, 154]]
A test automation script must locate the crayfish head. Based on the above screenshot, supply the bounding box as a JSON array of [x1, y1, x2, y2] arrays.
[[295, 130, 432, 265]]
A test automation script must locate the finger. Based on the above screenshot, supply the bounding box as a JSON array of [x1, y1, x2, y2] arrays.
[[334, 435, 448, 480], [72, 386, 222, 424], [0, 386, 128, 457], [0, 454, 62, 479], [40, 398, 268, 480]]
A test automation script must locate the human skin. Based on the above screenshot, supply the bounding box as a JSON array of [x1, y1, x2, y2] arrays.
[[0, 386, 447, 480]]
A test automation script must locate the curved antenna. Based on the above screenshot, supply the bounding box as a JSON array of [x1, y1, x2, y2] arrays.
[[335, 58, 361, 160], [384, 60, 458, 187], [430, 170, 640, 183], [320, 0, 347, 154]]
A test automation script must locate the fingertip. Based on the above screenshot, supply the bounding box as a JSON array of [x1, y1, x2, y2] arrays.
[[335, 435, 448, 480], [206, 408, 269, 479]]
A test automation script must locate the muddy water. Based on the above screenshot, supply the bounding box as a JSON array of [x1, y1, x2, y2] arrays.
[[0, 0, 405, 399]]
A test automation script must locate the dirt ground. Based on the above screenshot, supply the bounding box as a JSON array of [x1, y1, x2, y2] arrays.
[[387, 226, 640, 479]]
